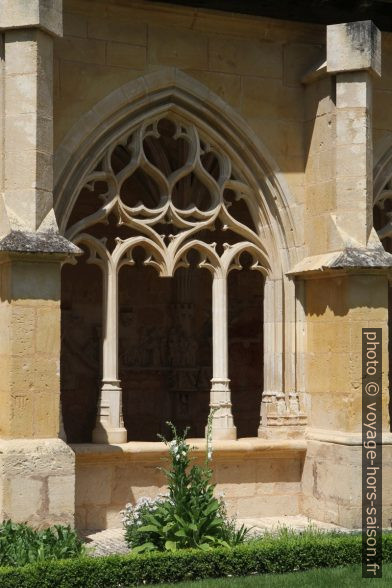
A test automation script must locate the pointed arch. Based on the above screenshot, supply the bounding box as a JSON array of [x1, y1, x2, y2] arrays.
[[55, 68, 306, 442], [373, 134, 392, 241], [54, 68, 299, 278]]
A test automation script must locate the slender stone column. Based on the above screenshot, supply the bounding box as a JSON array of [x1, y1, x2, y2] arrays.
[[92, 264, 127, 444], [258, 277, 285, 437], [209, 274, 236, 440]]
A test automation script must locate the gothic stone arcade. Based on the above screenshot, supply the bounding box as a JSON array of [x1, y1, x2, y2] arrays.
[[1, 1, 392, 532]]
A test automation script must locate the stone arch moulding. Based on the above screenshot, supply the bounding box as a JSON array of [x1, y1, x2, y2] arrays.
[[374, 135, 392, 241], [54, 67, 307, 441]]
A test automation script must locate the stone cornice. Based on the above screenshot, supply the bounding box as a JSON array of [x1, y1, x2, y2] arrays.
[[72, 438, 307, 462], [0, 0, 63, 37], [0, 230, 80, 256], [288, 247, 392, 277]]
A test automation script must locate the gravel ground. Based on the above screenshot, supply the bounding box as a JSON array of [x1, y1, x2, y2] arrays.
[[82, 515, 350, 557]]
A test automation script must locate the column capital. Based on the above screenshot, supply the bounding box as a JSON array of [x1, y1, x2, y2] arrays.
[[0, 0, 63, 37], [327, 20, 381, 77]]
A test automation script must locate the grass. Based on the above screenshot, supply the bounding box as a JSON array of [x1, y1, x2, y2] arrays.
[[145, 563, 392, 587]]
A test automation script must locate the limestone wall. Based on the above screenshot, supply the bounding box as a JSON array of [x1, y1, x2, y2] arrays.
[[305, 274, 389, 434], [54, 0, 327, 241], [73, 440, 305, 530], [54, 3, 392, 253]]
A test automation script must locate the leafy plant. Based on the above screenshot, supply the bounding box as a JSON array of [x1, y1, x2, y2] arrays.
[[3, 532, 392, 588], [0, 521, 85, 567], [122, 413, 251, 553]]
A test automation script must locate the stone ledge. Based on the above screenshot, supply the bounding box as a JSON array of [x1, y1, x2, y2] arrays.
[[327, 21, 381, 76], [306, 428, 392, 446], [0, 230, 80, 256], [288, 247, 392, 276], [0, 0, 62, 37], [72, 438, 307, 462]]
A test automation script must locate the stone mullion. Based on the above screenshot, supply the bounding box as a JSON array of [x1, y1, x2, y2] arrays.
[[92, 260, 127, 444], [284, 276, 307, 428], [295, 279, 308, 416], [209, 273, 237, 440], [258, 277, 286, 437]]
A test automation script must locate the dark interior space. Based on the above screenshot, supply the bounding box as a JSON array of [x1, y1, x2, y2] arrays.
[[61, 253, 263, 442]]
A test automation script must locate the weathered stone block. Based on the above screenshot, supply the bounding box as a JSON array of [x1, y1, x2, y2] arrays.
[[54, 36, 106, 65], [0, 439, 75, 527], [48, 475, 76, 515], [106, 42, 146, 69], [241, 77, 304, 121], [0, 0, 63, 37], [76, 466, 112, 506], [36, 307, 60, 354], [148, 26, 208, 70], [63, 12, 87, 38], [184, 70, 241, 109], [87, 16, 147, 45], [209, 37, 282, 78], [283, 42, 324, 87], [73, 446, 305, 531], [327, 21, 381, 76]]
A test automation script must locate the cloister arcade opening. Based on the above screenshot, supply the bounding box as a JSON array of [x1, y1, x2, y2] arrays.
[[374, 160, 392, 429], [60, 115, 266, 442], [61, 253, 263, 442]]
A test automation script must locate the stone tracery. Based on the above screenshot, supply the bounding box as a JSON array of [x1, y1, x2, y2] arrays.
[[374, 177, 392, 242], [373, 152, 392, 431], [65, 115, 270, 442]]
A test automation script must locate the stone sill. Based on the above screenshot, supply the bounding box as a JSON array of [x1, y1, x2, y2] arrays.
[[307, 428, 392, 446], [71, 437, 307, 463]]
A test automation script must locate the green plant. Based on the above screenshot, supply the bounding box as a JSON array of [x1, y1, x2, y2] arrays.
[[0, 521, 85, 567], [1, 532, 392, 588], [123, 414, 251, 553]]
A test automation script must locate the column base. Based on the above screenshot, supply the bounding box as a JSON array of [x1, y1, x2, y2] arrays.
[[0, 438, 75, 528], [92, 422, 128, 444], [258, 424, 306, 439], [207, 426, 237, 440], [209, 378, 237, 439], [259, 390, 307, 439]]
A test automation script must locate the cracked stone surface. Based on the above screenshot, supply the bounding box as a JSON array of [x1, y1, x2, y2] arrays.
[[82, 516, 352, 557]]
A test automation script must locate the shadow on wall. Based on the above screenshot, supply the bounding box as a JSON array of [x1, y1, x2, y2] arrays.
[[73, 447, 305, 531], [61, 249, 264, 442], [304, 273, 388, 318]]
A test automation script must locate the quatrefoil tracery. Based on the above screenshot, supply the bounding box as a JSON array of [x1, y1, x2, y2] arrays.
[[67, 116, 269, 278]]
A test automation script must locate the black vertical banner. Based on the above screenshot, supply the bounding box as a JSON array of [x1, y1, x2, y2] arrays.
[[362, 328, 382, 578]]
